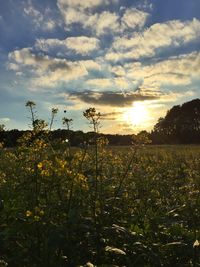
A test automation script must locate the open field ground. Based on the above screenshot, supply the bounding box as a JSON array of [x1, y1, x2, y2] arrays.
[[0, 140, 200, 266]]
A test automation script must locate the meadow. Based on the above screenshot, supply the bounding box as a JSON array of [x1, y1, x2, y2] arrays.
[[0, 106, 200, 266]]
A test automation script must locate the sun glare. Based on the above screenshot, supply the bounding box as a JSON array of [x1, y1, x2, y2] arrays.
[[123, 102, 149, 127]]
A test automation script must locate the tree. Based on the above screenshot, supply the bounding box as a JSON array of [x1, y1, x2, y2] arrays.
[[83, 108, 101, 133], [0, 124, 5, 131], [151, 99, 200, 144], [49, 108, 58, 131], [26, 101, 36, 129], [132, 130, 151, 145]]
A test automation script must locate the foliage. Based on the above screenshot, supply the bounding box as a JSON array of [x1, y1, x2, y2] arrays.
[[0, 102, 200, 266], [0, 130, 135, 148], [151, 98, 200, 144], [0, 124, 5, 131]]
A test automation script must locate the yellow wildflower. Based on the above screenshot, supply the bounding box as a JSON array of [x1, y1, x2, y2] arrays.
[[37, 162, 43, 169], [26, 210, 32, 217], [193, 240, 200, 248], [34, 215, 40, 221]]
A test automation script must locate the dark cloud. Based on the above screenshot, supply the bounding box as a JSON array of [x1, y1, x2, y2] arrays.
[[33, 54, 71, 71], [68, 90, 159, 107], [48, 61, 71, 71], [101, 111, 123, 120]]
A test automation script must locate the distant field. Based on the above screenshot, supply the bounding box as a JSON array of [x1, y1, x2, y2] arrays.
[[105, 144, 200, 155]]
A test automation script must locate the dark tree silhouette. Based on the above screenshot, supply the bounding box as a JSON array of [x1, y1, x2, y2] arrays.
[[151, 99, 200, 144]]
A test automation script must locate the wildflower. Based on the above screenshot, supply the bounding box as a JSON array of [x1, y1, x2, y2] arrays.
[[39, 210, 44, 216], [26, 210, 32, 217], [37, 162, 43, 169], [35, 207, 44, 216], [56, 158, 67, 169], [0, 259, 8, 267], [193, 240, 200, 248], [41, 170, 50, 176], [34, 215, 40, 221]]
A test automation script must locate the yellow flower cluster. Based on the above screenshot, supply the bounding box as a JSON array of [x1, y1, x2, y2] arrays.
[[18, 132, 32, 144], [37, 158, 69, 177], [37, 160, 52, 177], [74, 173, 88, 190], [33, 139, 47, 149], [26, 210, 32, 217], [0, 171, 6, 186], [55, 157, 67, 169], [25, 206, 45, 221]]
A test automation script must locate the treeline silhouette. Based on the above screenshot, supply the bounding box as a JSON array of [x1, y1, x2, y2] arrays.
[[1, 99, 200, 146], [0, 129, 134, 147], [151, 98, 200, 144]]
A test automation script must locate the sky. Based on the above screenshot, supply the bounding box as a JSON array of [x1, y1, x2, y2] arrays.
[[0, 0, 200, 133]]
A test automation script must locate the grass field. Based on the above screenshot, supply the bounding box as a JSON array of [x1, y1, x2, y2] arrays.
[[0, 138, 200, 266]]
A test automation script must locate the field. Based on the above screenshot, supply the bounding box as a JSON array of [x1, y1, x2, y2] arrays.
[[0, 136, 200, 266]]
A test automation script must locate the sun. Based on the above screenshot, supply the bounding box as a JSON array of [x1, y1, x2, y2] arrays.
[[122, 102, 149, 126]]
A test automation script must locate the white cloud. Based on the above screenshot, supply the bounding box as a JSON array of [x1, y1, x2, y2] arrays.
[[64, 36, 100, 55], [24, 1, 42, 19], [59, 7, 87, 27], [7, 63, 19, 71], [114, 77, 130, 89], [57, 0, 117, 11], [58, 5, 149, 36], [44, 19, 56, 30], [32, 62, 87, 87], [8, 48, 37, 66], [8, 48, 88, 88], [0, 118, 10, 123], [110, 65, 126, 76], [157, 91, 195, 103], [121, 8, 149, 30], [79, 60, 102, 71], [106, 18, 200, 61], [85, 11, 120, 35], [144, 73, 191, 86], [35, 39, 60, 52], [137, 0, 153, 11], [58, 0, 149, 35], [8, 47, 104, 88], [86, 77, 130, 89], [35, 36, 100, 55], [59, 7, 120, 35], [86, 78, 113, 88], [57, 0, 121, 35], [8, 47, 200, 92], [23, 0, 56, 31], [125, 51, 200, 88]]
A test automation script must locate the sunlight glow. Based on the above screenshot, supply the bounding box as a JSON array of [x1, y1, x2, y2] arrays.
[[122, 102, 149, 127]]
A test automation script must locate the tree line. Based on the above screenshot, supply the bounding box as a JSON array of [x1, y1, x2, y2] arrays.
[[1, 98, 200, 146]]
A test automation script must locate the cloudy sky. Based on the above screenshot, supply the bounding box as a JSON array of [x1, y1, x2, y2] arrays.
[[0, 0, 200, 133]]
